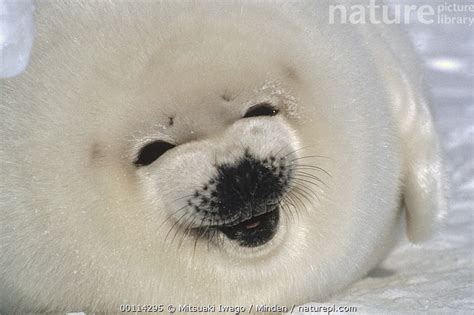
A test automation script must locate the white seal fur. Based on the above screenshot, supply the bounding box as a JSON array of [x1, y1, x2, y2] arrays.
[[0, 1, 446, 312]]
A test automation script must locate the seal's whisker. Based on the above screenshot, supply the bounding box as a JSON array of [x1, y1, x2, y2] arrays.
[[278, 199, 290, 222], [165, 211, 189, 243], [193, 217, 208, 256], [282, 196, 298, 210], [280, 198, 296, 224], [291, 184, 317, 207], [291, 180, 321, 202], [159, 204, 189, 228], [288, 155, 332, 162], [204, 216, 216, 252], [291, 176, 325, 193], [292, 165, 332, 177], [292, 172, 328, 189], [171, 213, 192, 245], [292, 174, 324, 188], [286, 190, 307, 215], [169, 193, 196, 204], [162, 186, 200, 199], [293, 170, 328, 182], [280, 146, 313, 159], [289, 195, 303, 220], [293, 182, 320, 205], [178, 216, 197, 249], [273, 144, 292, 158], [208, 228, 219, 251], [286, 191, 308, 218]]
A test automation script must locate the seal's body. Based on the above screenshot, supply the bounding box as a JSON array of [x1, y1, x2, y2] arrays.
[[0, 1, 445, 312]]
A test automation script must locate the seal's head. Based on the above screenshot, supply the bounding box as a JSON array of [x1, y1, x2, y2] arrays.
[[140, 117, 296, 249], [0, 2, 445, 313], [103, 6, 320, 255]]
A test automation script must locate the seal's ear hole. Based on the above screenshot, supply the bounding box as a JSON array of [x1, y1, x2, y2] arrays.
[[134, 141, 176, 167], [243, 103, 279, 118]]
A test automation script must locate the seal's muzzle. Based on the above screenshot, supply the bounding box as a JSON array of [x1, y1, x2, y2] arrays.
[[207, 150, 289, 247]]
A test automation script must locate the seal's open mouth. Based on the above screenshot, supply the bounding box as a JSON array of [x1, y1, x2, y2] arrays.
[[216, 207, 280, 247]]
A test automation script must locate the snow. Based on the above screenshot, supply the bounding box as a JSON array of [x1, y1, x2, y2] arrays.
[[299, 4, 474, 314]]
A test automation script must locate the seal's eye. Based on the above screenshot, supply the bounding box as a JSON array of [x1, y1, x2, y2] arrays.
[[134, 141, 175, 167], [243, 103, 279, 118]]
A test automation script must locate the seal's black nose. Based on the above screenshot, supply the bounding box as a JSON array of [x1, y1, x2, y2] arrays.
[[213, 151, 286, 222]]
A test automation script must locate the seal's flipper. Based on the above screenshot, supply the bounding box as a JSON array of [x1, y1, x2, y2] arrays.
[[398, 81, 447, 243]]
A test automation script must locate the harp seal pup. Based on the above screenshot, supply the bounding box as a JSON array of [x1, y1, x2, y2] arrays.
[[0, 1, 445, 313]]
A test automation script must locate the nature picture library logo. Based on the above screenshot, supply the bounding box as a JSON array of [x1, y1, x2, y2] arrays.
[[329, 0, 474, 26]]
